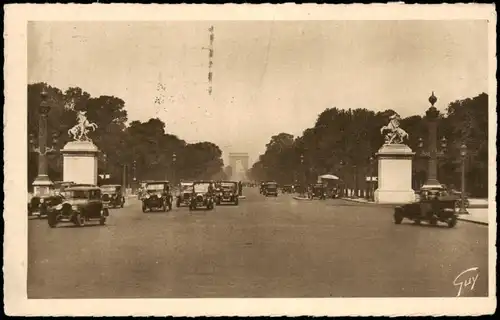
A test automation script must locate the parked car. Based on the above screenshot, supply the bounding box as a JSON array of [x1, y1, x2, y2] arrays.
[[394, 190, 459, 228], [176, 182, 194, 207], [47, 186, 109, 228], [215, 181, 239, 205], [100, 184, 125, 208], [141, 181, 173, 212], [263, 181, 278, 197], [28, 181, 75, 217], [189, 181, 215, 211], [308, 183, 327, 200]]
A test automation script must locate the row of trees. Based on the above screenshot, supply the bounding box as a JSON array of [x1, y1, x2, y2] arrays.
[[248, 93, 489, 197], [28, 82, 228, 189]]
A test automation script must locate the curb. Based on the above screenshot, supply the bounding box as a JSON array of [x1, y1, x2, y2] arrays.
[[457, 217, 488, 226], [293, 196, 310, 201]]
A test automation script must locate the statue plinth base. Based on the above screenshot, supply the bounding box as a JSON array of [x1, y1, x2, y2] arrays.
[[61, 141, 100, 185], [374, 144, 416, 204], [32, 174, 53, 196]]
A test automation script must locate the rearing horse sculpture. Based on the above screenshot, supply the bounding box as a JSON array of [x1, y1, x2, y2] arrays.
[[68, 111, 98, 141], [380, 113, 409, 144]]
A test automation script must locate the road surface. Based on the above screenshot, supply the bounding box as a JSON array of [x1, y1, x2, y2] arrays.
[[28, 188, 489, 298]]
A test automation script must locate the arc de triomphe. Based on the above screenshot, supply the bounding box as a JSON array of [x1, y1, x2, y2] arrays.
[[228, 152, 249, 181]]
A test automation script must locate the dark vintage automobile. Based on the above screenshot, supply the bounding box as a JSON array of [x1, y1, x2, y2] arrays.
[[394, 190, 459, 228], [263, 182, 278, 197], [176, 182, 194, 207], [259, 182, 266, 194], [215, 181, 239, 205], [28, 181, 75, 217], [100, 184, 125, 208], [308, 183, 327, 200], [47, 186, 109, 228], [282, 184, 294, 194], [141, 181, 173, 212], [189, 181, 215, 211]]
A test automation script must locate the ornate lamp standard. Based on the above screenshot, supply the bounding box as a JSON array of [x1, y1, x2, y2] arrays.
[[368, 156, 375, 201], [417, 92, 448, 190], [458, 144, 469, 215], [300, 154, 305, 196], [172, 152, 177, 185], [30, 89, 59, 196]]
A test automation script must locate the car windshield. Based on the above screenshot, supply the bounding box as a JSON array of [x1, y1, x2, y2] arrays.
[[65, 190, 89, 199], [181, 185, 193, 192], [146, 184, 165, 191], [194, 183, 210, 193], [101, 186, 117, 192], [221, 182, 236, 189]]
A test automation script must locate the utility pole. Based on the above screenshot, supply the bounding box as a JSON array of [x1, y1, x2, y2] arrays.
[[203, 26, 215, 95]]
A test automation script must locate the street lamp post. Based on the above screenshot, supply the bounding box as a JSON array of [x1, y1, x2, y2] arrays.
[[300, 154, 305, 196], [172, 152, 177, 185], [31, 89, 59, 196], [353, 165, 358, 198], [132, 160, 137, 183], [458, 144, 468, 215], [368, 156, 375, 201]]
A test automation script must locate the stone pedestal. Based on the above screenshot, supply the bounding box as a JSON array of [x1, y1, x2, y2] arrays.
[[61, 141, 100, 185], [32, 175, 53, 196], [374, 144, 416, 204]]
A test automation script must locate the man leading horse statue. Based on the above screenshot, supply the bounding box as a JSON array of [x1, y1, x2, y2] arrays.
[[380, 113, 409, 144], [68, 111, 98, 141]]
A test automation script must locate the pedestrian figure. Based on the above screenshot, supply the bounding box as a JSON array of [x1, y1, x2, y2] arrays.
[[238, 181, 243, 196]]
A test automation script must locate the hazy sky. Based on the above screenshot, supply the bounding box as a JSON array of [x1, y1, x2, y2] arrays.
[[28, 20, 488, 165]]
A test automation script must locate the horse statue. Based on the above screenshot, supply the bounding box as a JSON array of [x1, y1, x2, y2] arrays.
[[68, 111, 98, 141], [380, 113, 409, 144]]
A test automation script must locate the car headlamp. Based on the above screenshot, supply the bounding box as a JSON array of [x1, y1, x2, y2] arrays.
[[40, 198, 44, 204], [145, 194, 151, 199], [71, 205, 79, 211], [55, 204, 63, 210]]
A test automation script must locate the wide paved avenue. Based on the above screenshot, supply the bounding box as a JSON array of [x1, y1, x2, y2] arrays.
[[28, 188, 489, 298]]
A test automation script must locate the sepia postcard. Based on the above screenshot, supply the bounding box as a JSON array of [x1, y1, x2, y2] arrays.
[[3, 3, 497, 317]]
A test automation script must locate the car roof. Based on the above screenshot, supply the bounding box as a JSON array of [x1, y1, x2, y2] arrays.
[[65, 186, 101, 191], [146, 180, 170, 184], [100, 184, 121, 187], [220, 181, 237, 183], [193, 180, 212, 184]]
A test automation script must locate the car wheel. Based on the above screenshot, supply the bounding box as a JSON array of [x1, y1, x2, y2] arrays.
[[447, 216, 457, 228], [235, 199, 239, 206], [142, 203, 147, 213], [121, 198, 125, 208], [394, 210, 403, 224], [75, 213, 85, 227], [430, 217, 438, 226], [48, 212, 58, 228]]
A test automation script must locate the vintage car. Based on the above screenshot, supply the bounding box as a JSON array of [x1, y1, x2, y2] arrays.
[[215, 181, 239, 205], [47, 186, 109, 228], [141, 181, 173, 212], [176, 182, 194, 207], [281, 184, 294, 194], [263, 181, 278, 197], [28, 181, 75, 217], [259, 182, 266, 194], [308, 183, 327, 200], [394, 190, 459, 228], [100, 184, 125, 208], [189, 181, 215, 211]]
